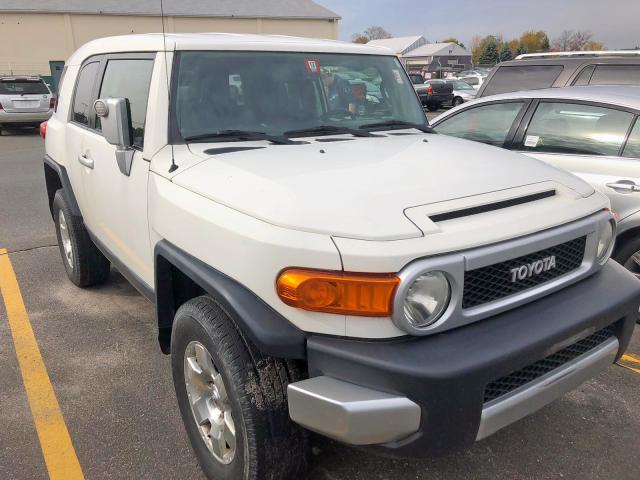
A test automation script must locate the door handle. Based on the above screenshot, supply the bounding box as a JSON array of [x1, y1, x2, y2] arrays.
[[78, 152, 94, 169], [605, 181, 640, 192]]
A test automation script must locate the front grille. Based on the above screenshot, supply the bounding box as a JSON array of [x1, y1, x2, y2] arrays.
[[462, 236, 586, 309], [484, 326, 615, 403]]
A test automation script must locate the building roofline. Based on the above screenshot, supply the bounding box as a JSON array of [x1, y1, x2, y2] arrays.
[[0, 9, 340, 20]]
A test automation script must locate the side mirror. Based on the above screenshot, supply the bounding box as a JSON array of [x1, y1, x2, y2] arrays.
[[93, 98, 135, 176]]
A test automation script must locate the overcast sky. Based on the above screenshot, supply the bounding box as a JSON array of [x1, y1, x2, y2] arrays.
[[319, 0, 640, 49]]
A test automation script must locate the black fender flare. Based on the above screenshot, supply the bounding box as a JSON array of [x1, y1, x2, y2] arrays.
[[154, 240, 307, 359], [43, 155, 82, 218]]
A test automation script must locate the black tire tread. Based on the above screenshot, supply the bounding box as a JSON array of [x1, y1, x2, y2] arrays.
[[172, 296, 309, 480], [53, 189, 110, 287]]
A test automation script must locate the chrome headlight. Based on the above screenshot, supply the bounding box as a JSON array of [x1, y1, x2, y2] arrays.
[[596, 219, 616, 264], [403, 271, 451, 328]]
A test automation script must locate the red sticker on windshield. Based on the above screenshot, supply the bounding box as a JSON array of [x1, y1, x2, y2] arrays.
[[304, 58, 321, 74]]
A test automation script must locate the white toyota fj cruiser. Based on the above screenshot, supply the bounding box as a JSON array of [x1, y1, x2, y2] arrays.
[[43, 34, 640, 480]]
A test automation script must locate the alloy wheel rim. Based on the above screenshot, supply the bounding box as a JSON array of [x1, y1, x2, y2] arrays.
[[58, 211, 73, 269], [184, 341, 236, 464]]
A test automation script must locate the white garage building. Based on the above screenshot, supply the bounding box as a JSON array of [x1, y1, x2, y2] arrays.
[[0, 0, 340, 90]]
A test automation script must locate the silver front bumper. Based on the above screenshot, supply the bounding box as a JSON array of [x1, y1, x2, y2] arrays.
[[476, 336, 619, 440], [287, 376, 421, 445]]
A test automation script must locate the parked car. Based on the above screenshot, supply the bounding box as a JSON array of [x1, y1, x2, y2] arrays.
[[422, 79, 476, 107], [0, 76, 55, 134], [415, 80, 454, 110], [456, 74, 485, 90], [477, 51, 640, 98], [408, 72, 425, 85], [433, 85, 640, 283], [445, 79, 477, 106], [455, 69, 489, 78], [43, 34, 640, 480]]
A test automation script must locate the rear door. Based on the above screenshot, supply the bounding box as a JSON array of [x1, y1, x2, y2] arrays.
[[65, 60, 102, 217], [515, 100, 640, 220], [0, 77, 51, 113]]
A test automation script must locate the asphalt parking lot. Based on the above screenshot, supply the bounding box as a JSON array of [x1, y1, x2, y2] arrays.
[[0, 127, 639, 480]]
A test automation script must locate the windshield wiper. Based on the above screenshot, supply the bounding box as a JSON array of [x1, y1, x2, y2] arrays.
[[359, 120, 434, 133], [284, 125, 379, 138], [184, 130, 298, 145]]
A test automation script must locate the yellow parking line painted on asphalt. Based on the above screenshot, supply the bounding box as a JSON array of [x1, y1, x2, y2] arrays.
[[621, 353, 640, 365], [0, 248, 84, 480]]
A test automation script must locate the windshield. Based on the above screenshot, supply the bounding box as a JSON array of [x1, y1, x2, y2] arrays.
[[172, 51, 427, 140], [0, 79, 49, 95]]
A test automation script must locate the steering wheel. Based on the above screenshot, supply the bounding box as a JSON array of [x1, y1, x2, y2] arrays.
[[321, 109, 356, 121]]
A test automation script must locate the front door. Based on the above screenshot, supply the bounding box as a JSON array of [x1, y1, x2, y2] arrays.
[[79, 54, 156, 287], [517, 101, 640, 221]]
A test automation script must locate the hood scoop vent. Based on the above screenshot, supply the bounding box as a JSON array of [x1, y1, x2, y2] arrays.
[[430, 190, 556, 223]]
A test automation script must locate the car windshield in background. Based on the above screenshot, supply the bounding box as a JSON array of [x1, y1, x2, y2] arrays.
[[173, 51, 426, 140], [0, 79, 49, 95], [482, 65, 563, 96]]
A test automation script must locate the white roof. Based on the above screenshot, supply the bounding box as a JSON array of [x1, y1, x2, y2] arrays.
[[368, 36, 424, 54], [66, 33, 393, 66], [402, 42, 471, 58], [436, 86, 640, 123], [0, 0, 340, 19]]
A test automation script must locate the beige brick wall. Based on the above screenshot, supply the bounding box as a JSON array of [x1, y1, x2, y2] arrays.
[[0, 12, 339, 75]]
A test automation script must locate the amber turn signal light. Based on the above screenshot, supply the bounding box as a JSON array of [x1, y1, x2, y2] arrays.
[[276, 269, 400, 316]]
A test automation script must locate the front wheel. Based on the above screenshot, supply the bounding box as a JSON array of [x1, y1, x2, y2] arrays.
[[452, 97, 464, 107], [171, 296, 309, 480], [613, 236, 640, 323]]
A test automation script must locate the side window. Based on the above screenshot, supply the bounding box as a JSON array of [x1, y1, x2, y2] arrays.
[[522, 102, 634, 156], [72, 62, 100, 126], [623, 119, 640, 159], [97, 59, 154, 147], [482, 65, 563, 96], [434, 102, 525, 147], [589, 65, 640, 86], [571, 65, 595, 86]]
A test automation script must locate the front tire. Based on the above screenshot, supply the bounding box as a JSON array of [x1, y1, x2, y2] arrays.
[[452, 97, 464, 107], [613, 236, 640, 323], [171, 296, 309, 480], [53, 190, 110, 287]]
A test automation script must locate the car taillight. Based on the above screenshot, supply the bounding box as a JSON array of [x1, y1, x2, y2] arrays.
[[49, 97, 56, 109], [427, 84, 434, 95], [40, 121, 47, 139]]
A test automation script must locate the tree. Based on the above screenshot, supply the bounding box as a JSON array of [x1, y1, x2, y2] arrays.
[[478, 36, 500, 65], [363, 26, 392, 41], [499, 43, 513, 62], [519, 30, 550, 53], [552, 30, 603, 51], [351, 26, 392, 43], [584, 40, 606, 51], [470, 35, 483, 64], [442, 37, 466, 49]]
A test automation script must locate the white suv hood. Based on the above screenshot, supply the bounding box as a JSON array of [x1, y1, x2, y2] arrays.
[[173, 133, 594, 240]]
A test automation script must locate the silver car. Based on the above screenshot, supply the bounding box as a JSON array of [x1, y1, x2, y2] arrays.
[[444, 79, 477, 106], [0, 76, 54, 134], [432, 85, 640, 278]]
